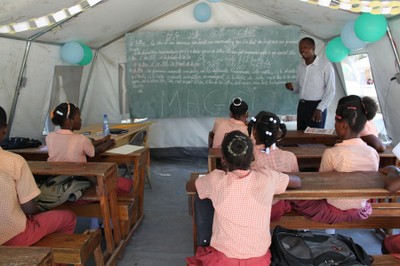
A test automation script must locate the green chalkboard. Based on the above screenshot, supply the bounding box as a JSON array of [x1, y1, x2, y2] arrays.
[[126, 25, 301, 118]]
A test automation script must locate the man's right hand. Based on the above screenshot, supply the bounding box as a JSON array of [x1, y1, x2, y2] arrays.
[[285, 82, 293, 91]]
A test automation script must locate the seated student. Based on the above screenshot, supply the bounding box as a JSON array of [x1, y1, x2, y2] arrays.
[[0, 106, 76, 246], [380, 165, 400, 254], [46, 102, 115, 162], [339, 95, 386, 152], [46, 102, 132, 191], [248, 111, 300, 221], [211, 97, 249, 148], [186, 131, 300, 265], [291, 95, 379, 224]]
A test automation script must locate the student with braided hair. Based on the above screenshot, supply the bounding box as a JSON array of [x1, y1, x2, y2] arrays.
[[210, 97, 249, 148], [291, 95, 379, 224], [338, 95, 386, 152], [46, 102, 115, 162], [186, 131, 300, 265], [248, 111, 300, 221]]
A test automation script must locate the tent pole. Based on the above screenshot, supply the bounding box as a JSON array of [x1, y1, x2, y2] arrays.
[[6, 17, 78, 137], [386, 25, 400, 71], [7, 41, 32, 138], [80, 49, 99, 111]]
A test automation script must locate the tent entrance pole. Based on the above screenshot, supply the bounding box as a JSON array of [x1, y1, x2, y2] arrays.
[[7, 41, 31, 138], [387, 25, 400, 71]]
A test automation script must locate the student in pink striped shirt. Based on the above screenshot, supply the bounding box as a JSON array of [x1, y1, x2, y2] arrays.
[[210, 97, 249, 148], [339, 95, 386, 152], [186, 131, 300, 265], [291, 95, 378, 223], [248, 111, 299, 221]]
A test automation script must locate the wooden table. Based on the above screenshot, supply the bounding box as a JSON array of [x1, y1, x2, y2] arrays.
[[28, 161, 123, 265], [12, 146, 149, 223], [278, 130, 338, 147], [208, 146, 397, 172], [187, 171, 399, 200], [0, 246, 53, 266], [75, 122, 152, 147]]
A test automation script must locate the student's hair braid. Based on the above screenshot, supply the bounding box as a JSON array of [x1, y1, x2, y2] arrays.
[[221, 130, 254, 171], [338, 95, 377, 121], [335, 97, 370, 134], [251, 111, 286, 150], [50, 103, 78, 126]]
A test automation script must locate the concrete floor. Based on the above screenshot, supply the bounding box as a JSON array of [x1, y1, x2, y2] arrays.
[[77, 149, 386, 265]]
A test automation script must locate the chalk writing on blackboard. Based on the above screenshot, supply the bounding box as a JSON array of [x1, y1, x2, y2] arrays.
[[126, 25, 301, 118]]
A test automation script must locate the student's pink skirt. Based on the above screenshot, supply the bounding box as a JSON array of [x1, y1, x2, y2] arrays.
[[186, 246, 271, 266], [290, 200, 372, 224], [384, 235, 400, 254]]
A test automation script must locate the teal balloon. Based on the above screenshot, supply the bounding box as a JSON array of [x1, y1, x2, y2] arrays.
[[354, 13, 387, 42], [61, 42, 84, 64], [208, 0, 221, 2], [326, 37, 350, 63], [340, 20, 366, 51], [193, 3, 211, 22], [79, 44, 93, 66]]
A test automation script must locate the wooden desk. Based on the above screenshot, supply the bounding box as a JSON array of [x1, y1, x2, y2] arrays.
[[28, 161, 123, 265], [75, 122, 152, 147], [0, 246, 53, 266], [12, 146, 149, 225], [187, 171, 399, 200], [278, 130, 338, 147], [208, 146, 396, 172]]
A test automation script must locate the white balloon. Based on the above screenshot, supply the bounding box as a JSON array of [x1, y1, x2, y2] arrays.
[[341, 20, 367, 51]]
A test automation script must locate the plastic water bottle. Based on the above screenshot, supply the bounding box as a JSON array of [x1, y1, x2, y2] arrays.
[[102, 114, 110, 136]]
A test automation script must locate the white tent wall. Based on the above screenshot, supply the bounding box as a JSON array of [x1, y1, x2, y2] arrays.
[[88, 1, 345, 148], [0, 38, 25, 118], [367, 18, 400, 146], [0, 38, 92, 141]]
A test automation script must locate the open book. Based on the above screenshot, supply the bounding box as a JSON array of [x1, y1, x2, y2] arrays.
[[106, 144, 145, 154], [304, 127, 335, 135]]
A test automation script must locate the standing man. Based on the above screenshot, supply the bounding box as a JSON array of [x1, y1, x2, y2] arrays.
[[285, 37, 336, 130]]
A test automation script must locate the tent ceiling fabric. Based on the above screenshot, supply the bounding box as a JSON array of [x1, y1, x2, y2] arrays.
[[0, 0, 397, 48]]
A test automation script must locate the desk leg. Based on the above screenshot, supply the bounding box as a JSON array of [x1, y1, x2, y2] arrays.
[[208, 157, 215, 172], [97, 183, 115, 255]]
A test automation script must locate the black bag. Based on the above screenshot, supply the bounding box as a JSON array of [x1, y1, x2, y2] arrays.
[[270, 226, 373, 266], [0, 137, 42, 150]]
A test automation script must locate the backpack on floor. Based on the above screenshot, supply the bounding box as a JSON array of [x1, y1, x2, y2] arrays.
[[270, 226, 373, 266], [34, 175, 91, 211]]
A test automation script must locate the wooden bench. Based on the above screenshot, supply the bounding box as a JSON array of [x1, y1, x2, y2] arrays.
[[29, 161, 123, 265], [33, 229, 103, 266], [56, 186, 137, 240], [0, 246, 53, 266], [208, 147, 397, 172], [372, 254, 400, 265], [271, 203, 400, 230]]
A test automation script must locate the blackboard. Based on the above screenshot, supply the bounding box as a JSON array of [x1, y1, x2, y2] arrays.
[[126, 25, 301, 118]]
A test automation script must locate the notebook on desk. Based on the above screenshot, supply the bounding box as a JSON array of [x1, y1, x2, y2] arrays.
[[106, 144, 144, 154]]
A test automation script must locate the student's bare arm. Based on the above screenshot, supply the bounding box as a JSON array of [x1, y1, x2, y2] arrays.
[[288, 175, 301, 188], [361, 134, 386, 153], [21, 200, 40, 215], [381, 166, 400, 193]]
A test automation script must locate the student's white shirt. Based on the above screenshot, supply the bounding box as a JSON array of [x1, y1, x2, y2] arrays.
[[293, 56, 336, 111]]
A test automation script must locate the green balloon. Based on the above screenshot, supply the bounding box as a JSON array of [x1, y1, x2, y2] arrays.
[[78, 44, 93, 66], [354, 13, 387, 42], [326, 37, 350, 63]]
